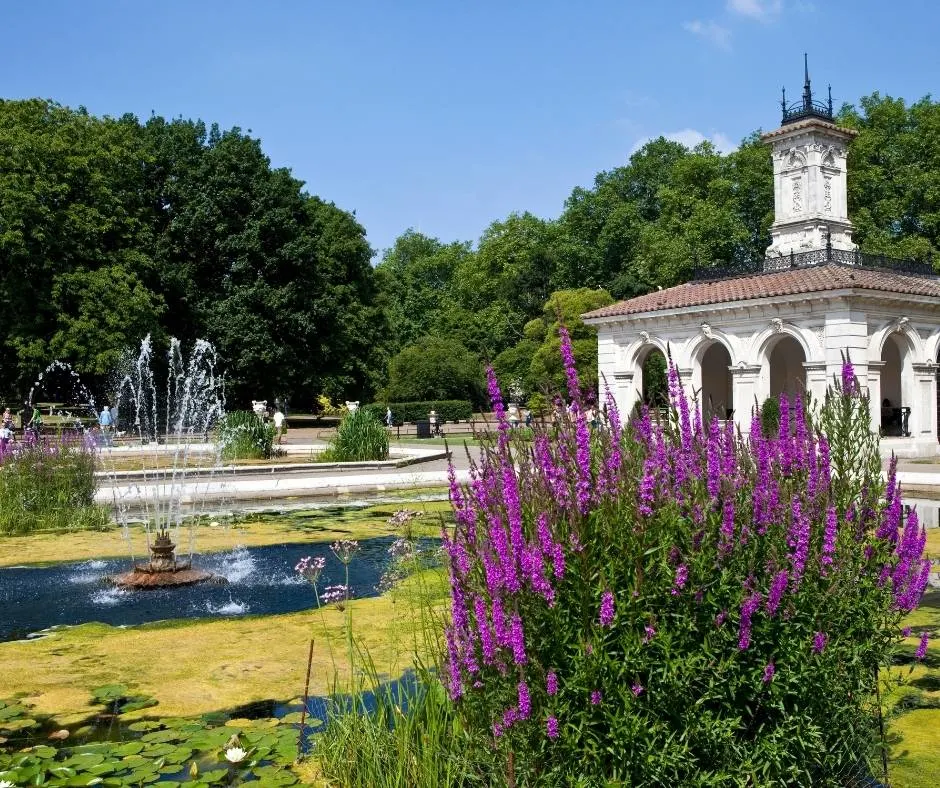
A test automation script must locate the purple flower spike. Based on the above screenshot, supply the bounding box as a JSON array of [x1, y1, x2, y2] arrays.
[[631, 682, 645, 697], [599, 590, 615, 627], [546, 715, 559, 740], [509, 612, 527, 664], [738, 591, 762, 651], [517, 681, 531, 719], [916, 632, 929, 661], [762, 662, 775, 684], [546, 671, 558, 697], [590, 690, 602, 706], [766, 569, 789, 618], [812, 631, 828, 654]]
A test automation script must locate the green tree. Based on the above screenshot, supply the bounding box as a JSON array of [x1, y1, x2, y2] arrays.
[[494, 287, 615, 399], [0, 100, 157, 393], [374, 230, 472, 352], [840, 93, 940, 262], [383, 336, 483, 405]]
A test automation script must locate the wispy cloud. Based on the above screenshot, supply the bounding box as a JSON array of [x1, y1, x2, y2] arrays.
[[682, 19, 732, 50], [630, 129, 737, 157], [726, 0, 783, 22]]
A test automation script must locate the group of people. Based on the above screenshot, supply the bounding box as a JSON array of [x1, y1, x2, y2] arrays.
[[0, 405, 46, 451]]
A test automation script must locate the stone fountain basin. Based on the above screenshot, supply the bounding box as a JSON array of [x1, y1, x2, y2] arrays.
[[110, 566, 217, 589]]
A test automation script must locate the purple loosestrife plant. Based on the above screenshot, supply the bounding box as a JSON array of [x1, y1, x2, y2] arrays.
[[441, 330, 932, 786], [599, 590, 615, 626]]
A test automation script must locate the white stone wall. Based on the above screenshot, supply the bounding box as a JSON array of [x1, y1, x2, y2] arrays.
[[590, 294, 940, 456]]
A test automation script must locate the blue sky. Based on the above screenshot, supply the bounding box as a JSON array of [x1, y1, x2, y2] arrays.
[[2, 1, 937, 257]]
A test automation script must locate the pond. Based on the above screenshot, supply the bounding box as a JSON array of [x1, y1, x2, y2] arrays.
[[0, 536, 436, 642]]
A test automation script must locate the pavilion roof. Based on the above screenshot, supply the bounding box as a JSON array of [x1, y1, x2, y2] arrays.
[[582, 263, 940, 321]]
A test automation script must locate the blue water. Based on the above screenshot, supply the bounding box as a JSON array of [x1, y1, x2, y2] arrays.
[[0, 537, 421, 641]]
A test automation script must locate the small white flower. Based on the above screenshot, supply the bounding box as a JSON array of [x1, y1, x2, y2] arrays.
[[224, 746, 247, 763], [0, 780, 15, 788]]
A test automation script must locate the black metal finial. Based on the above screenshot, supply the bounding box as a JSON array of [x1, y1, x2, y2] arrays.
[[781, 54, 833, 125], [802, 53, 813, 110], [781, 86, 787, 116]]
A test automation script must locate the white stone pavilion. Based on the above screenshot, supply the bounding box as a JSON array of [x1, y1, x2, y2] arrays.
[[583, 66, 940, 457]]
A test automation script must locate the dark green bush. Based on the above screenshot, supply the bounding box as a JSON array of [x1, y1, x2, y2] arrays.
[[320, 408, 389, 462], [761, 396, 781, 436], [362, 400, 473, 425], [217, 411, 276, 460]]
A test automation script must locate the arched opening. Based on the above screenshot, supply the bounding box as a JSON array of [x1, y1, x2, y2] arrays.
[[700, 342, 733, 421], [768, 335, 806, 399], [640, 349, 668, 407], [880, 334, 909, 436]]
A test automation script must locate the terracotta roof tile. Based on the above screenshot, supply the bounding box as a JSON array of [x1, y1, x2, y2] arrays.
[[582, 264, 940, 321]]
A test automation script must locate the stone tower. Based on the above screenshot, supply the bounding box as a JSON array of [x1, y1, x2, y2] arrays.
[[761, 56, 857, 262]]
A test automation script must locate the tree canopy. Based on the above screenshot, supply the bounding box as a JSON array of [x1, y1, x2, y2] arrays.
[[0, 99, 384, 407], [2, 91, 937, 410]]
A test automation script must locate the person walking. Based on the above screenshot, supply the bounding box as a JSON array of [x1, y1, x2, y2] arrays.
[[27, 404, 43, 438], [273, 408, 286, 444], [98, 403, 114, 446], [385, 406, 393, 428]]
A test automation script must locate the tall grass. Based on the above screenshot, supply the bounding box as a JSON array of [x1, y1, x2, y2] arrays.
[[0, 437, 110, 534], [312, 661, 494, 788], [320, 409, 389, 463], [305, 514, 495, 786], [217, 410, 276, 460]]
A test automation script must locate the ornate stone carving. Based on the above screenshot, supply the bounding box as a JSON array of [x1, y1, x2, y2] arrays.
[[639, 331, 650, 344], [770, 318, 784, 333], [823, 177, 832, 213], [786, 148, 807, 168], [892, 317, 910, 334], [791, 177, 803, 213], [701, 322, 713, 338]]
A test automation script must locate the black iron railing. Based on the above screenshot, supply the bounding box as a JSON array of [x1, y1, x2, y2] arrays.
[[691, 246, 937, 282], [782, 98, 833, 125]]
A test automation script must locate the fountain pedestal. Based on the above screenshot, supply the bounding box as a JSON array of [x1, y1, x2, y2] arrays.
[[111, 531, 215, 589]]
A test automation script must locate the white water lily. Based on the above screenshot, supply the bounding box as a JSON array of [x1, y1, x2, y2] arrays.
[[224, 746, 247, 763]]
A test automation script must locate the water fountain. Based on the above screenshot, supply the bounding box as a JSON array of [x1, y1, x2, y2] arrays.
[[101, 335, 227, 589]]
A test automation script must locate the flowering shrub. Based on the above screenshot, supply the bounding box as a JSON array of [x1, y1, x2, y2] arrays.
[[0, 434, 108, 534], [442, 331, 931, 785]]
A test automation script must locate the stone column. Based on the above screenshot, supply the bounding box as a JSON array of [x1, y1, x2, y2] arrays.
[[912, 363, 939, 439], [803, 362, 828, 411], [866, 360, 884, 434], [613, 371, 637, 420], [730, 364, 762, 434]]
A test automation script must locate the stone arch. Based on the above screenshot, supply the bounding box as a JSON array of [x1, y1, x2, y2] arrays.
[[684, 333, 736, 421], [868, 319, 925, 363], [636, 343, 668, 407], [699, 342, 734, 421], [879, 330, 916, 437], [625, 336, 669, 370], [750, 322, 819, 365], [765, 334, 807, 399]]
